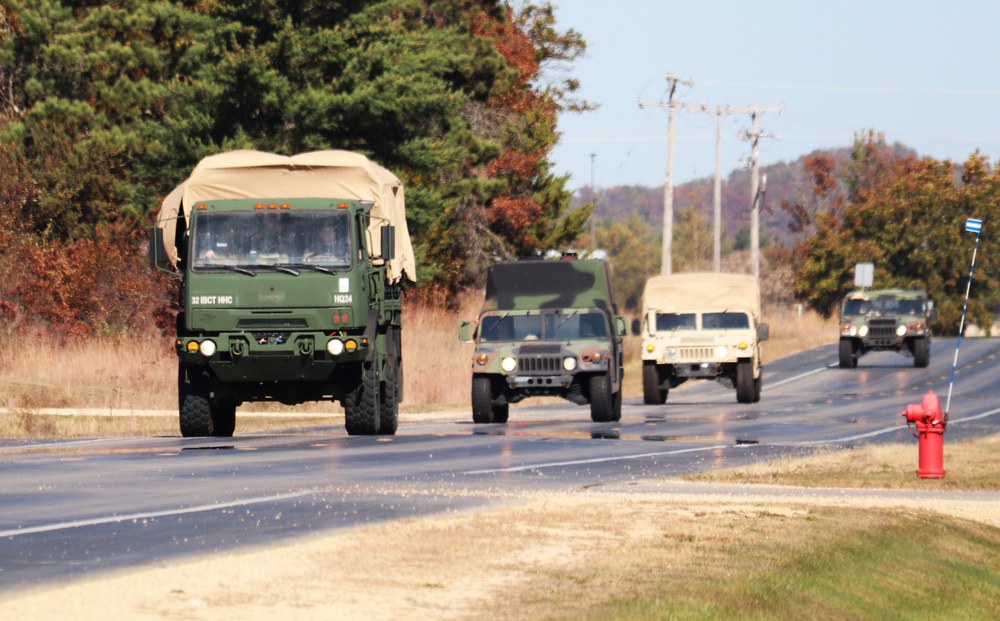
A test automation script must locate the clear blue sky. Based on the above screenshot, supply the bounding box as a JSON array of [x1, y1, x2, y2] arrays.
[[547, 1, 1000, 192]]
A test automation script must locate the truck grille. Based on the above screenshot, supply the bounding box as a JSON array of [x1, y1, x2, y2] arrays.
[[237, 318, 309, 330]]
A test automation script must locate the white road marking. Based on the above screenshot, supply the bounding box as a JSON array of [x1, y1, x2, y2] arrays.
[[0, 490, 313, 539]]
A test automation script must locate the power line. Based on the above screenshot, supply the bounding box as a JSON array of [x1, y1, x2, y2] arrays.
[[700, 81, 1000, 96]]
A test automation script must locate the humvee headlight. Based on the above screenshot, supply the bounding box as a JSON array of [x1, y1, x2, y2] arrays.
[[896, 325, 907, 337], [666, 348, 678, 360], [563, 357, 577, 371], [858, 325, 869, 337], [326, 339, 345, 356], [199, 340, 217, 357], [344, 339, 358, 353], [714, 345, 728, 359], [501, 357, 517, 372]]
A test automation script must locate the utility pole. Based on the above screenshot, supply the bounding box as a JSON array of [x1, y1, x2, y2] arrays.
[[739, 105, 784, 277], [638, 73, 694, 275], [589, 153, 596, 250]]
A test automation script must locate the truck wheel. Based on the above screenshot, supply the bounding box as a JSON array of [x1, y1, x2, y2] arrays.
[[179, 363, 212, 437], [752, 373, 762, 403], [471, 376, 495, 423], [913, 338, 930, 368], [642, 362, 667, 404], [589, 373, 614, 422], [378, 333, 400, 435], [838, 339, 856, 369], [611, 388, 622, 422], [345, 361, 380, 435], [736, 360, 755, 404], [211, 401, 237, 437]]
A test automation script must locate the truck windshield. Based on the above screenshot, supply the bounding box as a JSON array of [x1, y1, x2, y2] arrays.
[[192, 211, 352, 270], [480, 314, 542, 342]]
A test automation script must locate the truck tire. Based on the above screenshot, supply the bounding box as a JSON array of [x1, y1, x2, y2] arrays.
[[838, 339, 856, 369], [736, 360, 755, 404], [642, 362, 667, 404], [378, 329, 400, 435], [589, 373, 614, 422], [471, 376, 495, 423], [913, 337, 930, 368], [179, 363, 212, 437], [753, 373, 762, 403], [211, 402, 237, 437], [345, 361, 380, 435]]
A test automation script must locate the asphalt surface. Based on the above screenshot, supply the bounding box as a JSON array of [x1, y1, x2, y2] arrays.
[[1, 337, 999, 590]]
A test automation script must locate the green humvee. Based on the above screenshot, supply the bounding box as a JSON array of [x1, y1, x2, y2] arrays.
[[838, 289, 937, 368], [459, 258, 628, 423]]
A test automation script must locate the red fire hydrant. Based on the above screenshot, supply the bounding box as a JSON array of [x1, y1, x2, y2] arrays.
[[901, 390, 946, 479]]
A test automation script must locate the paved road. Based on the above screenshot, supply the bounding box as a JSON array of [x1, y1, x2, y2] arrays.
[[1, 338, 998, 590]]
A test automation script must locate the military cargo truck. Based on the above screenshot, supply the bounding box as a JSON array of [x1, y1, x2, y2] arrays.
[[459, 258, 627, 423], [150, 150, 415, 437], [639, 272, 768, 404], [838, 289, 936, 368]]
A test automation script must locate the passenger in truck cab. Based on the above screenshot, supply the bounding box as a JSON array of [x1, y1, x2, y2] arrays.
[[304, 221, 349, 262]]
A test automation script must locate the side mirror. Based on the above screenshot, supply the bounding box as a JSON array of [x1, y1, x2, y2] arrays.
[[614, 316, 627, 338], [929, 308, 938, 322], [149, 227, 177, 273], [380, 226, 396, 262], [630, 317, 642, 336], [757, 323, 770, 342], [459, 320, 476, 344]]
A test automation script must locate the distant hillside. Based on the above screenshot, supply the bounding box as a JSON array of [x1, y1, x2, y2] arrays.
[[574, 147, 855, 246]]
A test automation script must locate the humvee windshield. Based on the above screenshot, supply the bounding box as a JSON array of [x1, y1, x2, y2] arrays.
[[480, 311, 607, 342], [703, 311, 750, 329], [843, 297, 925, 317], [192, 211, 352, 270], [656, 313, 696, 331]]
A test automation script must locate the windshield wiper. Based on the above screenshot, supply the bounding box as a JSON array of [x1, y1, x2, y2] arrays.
[[555, 310, 578, 330], [706, 310, 728, 328], [284, 263, 338, 275], [203, 264, 256, 277], [256, 264, 301, 276], [486, 312, 509, 337]]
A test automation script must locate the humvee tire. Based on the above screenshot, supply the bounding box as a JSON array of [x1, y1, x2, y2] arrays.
[[913, 337, 930, 368], [736, 360, 755, 404], [838, 339, 855, 369], [642, 362, 667, 404]]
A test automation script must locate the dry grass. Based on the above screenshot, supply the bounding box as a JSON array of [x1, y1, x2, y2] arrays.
[[688, 432, 1000, 491], [0, 300, 835, 437]]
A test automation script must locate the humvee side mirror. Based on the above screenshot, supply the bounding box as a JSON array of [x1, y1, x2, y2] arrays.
[[458, 320, 476, 343], [757, 323, 770, 342], [615, 316, 628, 338], [631, 317, 642, 336]]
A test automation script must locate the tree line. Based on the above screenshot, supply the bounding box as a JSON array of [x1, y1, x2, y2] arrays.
[[0, 0, 589, 335]]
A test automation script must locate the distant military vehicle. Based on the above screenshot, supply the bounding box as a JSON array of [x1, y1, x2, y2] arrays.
[[638, 272, 768, 404], [459, 258, 627, 423], [838, 289, 936, 368]]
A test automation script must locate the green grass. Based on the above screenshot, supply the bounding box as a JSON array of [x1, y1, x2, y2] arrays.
[[563, 509, 1000, 621]]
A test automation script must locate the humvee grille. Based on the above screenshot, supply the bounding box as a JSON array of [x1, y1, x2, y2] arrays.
[[678, 347, 714, 361], [519, 356, 562, 373], [868, 319, 897, 339]]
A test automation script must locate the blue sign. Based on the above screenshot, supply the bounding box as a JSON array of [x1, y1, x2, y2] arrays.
[[966, 218, 982, 234]]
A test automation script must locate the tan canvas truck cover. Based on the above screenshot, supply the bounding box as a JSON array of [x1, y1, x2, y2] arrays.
[[155, 149, 416, 284], [642, 272, 761, 319]]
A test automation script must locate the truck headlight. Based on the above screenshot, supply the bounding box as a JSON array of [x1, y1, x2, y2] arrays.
[[501, 357, 517, 372], [858, 325, 869, 337], [563, 357, 577, 371], [666, 348, 678, 360], [896, 325, 907, 337], [199, 340, 217, 357], [326, 339, 345, 356], [714, 345, 728, 359]]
